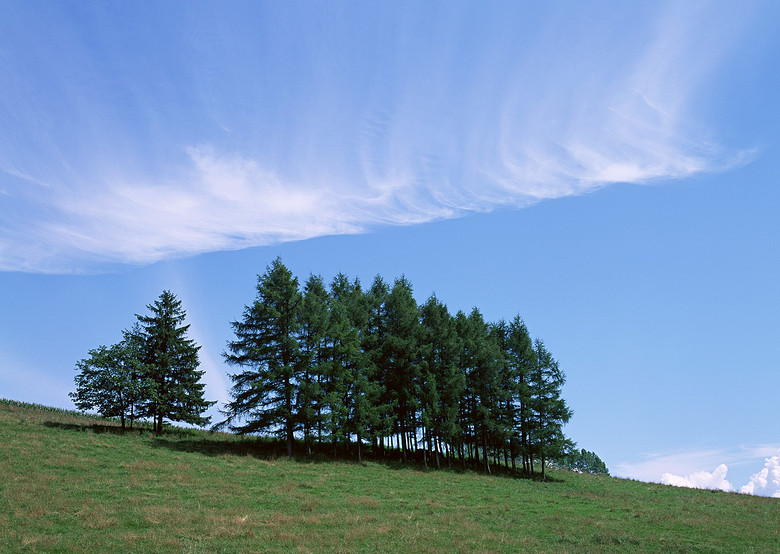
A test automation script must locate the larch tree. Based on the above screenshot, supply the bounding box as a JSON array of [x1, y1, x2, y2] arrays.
[[419, 294, 463, 469], [383, 276, 421, 463], [505, 315, 536, 475], [298, 273, 330, 454], [363, 275, 395, 457], [220, 258, 303, 457], [528, 338, 574, 479]]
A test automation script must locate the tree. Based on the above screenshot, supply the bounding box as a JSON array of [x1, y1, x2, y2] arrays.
[[321, 273, 363, 459], [298, 273, 330, 454], [528, 339, 574, 479], [419, 295, 463, 469], [70, 340, 152, 429], [504, 315, 536, 475], [220, 258, 303, 457], [129, 290, 213, 433], [559, 448, 609, 475], [457, 308, 503, 474], [383, 276, 421, 463], [363, 275, 395, 457]]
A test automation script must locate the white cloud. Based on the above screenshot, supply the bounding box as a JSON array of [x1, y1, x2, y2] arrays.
[[661, 464, 733, 492], [617, 446, 780, 497], [0, 2, 762, 273], [740, 450, 780, 498], [614, 448, 735, 484]]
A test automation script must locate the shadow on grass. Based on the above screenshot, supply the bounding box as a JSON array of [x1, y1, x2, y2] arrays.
[[42, 418, 563, 483], [44, 421, 136, 435], [147, 434, 562, 482]]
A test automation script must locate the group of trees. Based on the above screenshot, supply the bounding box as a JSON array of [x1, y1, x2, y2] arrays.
[[71, 290, 213, 432], [71, 260, 587, 479], [217, 258, 574, 478], [557, 448, 610, 475]]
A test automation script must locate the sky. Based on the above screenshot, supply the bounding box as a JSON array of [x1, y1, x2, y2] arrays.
[[1, 1, 778, 497]]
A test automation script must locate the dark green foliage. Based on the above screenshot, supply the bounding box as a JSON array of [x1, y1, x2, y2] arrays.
[[129, 290, 213, 433], [298, 273, 329, 454], [419, 295, 463, 469], [383, 276, 421, 462], [71, 290, 212, 433], [504, 316, 536, 475], [218, 257, 575, 478], [559, 448, 610, 475], [220, 258, 303, 457], [529, 339, 574, 479], [70, 341, 152, 429]]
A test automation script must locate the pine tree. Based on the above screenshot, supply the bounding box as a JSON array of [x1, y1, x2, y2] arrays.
[[130, 290, 213, 433], [220, 258, 302, 456]]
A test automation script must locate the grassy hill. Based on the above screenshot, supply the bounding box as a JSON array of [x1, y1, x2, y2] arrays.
[[1, 399, 777, 553]]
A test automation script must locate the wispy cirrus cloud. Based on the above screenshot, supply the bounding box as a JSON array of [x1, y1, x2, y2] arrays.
[[0, 1, 761, 273]]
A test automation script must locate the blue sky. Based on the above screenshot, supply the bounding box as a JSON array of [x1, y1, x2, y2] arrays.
[[1, 1, 779, 496]]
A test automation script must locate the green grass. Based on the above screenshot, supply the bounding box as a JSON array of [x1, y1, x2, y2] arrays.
[[1, 399, 778, 552]]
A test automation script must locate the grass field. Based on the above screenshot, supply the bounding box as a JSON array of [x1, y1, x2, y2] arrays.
[[1, 399, 778, 552]]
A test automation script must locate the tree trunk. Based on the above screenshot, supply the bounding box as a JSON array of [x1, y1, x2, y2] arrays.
[[482, 430, 491, 475]]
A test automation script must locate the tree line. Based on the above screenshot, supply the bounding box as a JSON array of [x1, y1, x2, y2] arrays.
[[72, 258, 579, 479], [218, 258, 573, 479]]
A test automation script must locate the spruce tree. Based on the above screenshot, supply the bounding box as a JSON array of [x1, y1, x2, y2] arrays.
[[130, 290, 213, 433], [220, 258, 302, 456]]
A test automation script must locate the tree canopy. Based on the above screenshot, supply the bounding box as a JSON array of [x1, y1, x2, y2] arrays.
[[72, 290, 213, 432], [218, 258, 578, 477]]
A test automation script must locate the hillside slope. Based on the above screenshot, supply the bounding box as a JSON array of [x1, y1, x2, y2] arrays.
[[1, 399, 777, 552]]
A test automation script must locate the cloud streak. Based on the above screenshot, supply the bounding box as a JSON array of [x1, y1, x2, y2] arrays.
[[0, 2, 760, 273]]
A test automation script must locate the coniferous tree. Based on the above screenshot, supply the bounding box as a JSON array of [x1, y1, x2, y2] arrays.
[[364, 275, 395, 457], [505, 315, 536, 475], [419, 295, 463, 469], [528, 339, 574, 479], [130, 290, 213, 433], [489, 320, 514, 470], [560, 448, 609, 475], [462, 308, 503, 474], [213, 261, 577, 476], [298, 273, 330, 454], [383, 276, 421, 462], [322, 273, 363, 458], [220, 258, 302, 456]]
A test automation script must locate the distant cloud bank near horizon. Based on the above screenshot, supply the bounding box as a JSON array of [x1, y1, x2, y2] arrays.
[[0, 2, 758, 274]]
